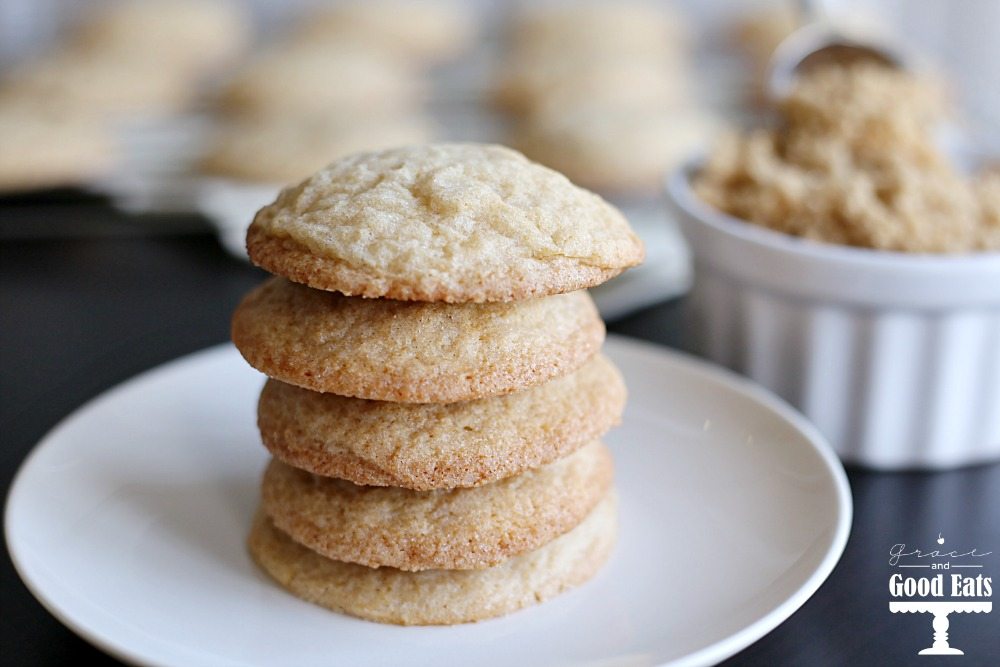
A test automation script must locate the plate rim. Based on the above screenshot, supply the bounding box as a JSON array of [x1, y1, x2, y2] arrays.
[[611, 337, 853, 665], [5, 335, 853, 667]]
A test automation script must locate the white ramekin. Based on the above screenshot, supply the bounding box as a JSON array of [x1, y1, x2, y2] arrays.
[[667, 163, 1000, 469]]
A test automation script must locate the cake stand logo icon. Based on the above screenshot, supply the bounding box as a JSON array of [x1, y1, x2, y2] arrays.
[[888, 533, 993, 656]]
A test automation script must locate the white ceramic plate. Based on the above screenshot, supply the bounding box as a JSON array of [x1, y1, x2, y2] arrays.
[[5, 336, 851, 667]]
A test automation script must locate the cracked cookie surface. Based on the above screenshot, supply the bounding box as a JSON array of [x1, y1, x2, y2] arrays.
[[247, 143, 644, 302]]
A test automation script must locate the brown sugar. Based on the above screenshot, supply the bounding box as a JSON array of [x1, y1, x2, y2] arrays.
[[694, 63, 1000, 253]]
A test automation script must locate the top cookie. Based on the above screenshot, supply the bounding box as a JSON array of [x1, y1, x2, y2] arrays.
[[247, 143, 644, 302]]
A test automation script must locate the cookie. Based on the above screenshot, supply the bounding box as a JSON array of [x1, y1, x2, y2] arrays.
[[510, 2, 687, 61], [515, 107, 718, 196], [731, 6, 799, 63], [295, 1, 475, 64], [248, 491, 617, 625], [199, 112, 433, 184], [0, 98, 115, 193], [219, 43, 425, 118], [2, 49, 194, 117], [257, 353, 625, 489], [246, 143, 644, 302], [69, 0, 250, 75], [231, 277, 604, 402], [494, 56, 686, 114], [261, 440, 612, 571]]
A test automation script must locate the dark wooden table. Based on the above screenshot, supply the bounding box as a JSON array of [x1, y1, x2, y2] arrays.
[[2, 197, 998, 666]]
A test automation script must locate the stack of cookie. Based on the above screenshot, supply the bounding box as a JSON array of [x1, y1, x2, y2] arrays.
[[231, 144, 644, 625]]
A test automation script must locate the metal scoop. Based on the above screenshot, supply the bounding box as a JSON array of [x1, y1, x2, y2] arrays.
[[766, 0, 910, 101]]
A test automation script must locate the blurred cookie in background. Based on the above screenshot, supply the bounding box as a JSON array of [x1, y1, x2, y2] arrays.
[[68, 0, 252, 78], [293, 0, 475, 65], [199, 112, 435, 186], [493, 0, 705, 201], [495, 56, 688, 114], [509, 1, 688, 61], [0, 97, 116, 193], [218, 42, 427, 118], [730, 5, 800, 70], [728, 5, 800, 106], [515, 105, 718, 197], [0, 48, 196, 118]]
